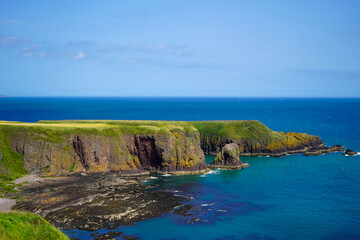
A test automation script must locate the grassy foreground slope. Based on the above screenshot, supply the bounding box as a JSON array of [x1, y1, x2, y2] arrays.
[[0, 212, 69, 240]]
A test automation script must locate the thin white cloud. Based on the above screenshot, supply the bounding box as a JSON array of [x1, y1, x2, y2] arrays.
[[103, 43, 183, 53], [39, 53, 46, 58], [149, 44, 167, 50], [0, 19, 45, 28], [23, 52, 34, 57], [74, 51, 86, 59], [0, 36, 28, 46], [22, 44, 38, 52]]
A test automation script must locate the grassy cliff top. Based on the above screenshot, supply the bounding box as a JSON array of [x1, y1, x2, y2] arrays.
[[190, 120, 285, 142], [0, 211, 69, 240], [0, 119, 306, 141], [0, 120, 199, 135]]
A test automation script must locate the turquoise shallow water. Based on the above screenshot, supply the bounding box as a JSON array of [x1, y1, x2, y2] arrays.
[[0, 97, 359, 239]]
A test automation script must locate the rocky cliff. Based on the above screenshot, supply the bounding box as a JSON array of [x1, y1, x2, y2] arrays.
[[191, 121, 324, 157], [0, 120, 331, 179], [0, 120, 207, 178]]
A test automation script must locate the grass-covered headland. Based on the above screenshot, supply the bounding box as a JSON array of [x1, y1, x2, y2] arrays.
[[0, 120, 323, 181]]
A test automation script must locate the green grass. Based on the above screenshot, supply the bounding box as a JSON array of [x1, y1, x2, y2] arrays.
[[0, 211, 69, 240], [190, 120, 285, 144], [0, 120, 198, 136], [0, 129, 27, 180]]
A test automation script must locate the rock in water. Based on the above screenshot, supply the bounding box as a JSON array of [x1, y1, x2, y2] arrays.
[[304, 145, 345, 156], [209, 143, 249, 169], [343, 149, 357, 156]]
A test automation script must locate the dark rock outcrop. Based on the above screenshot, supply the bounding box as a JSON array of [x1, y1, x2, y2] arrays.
[[209, 143, 249, 170], [304, 145, 345, 156], [343, 149, 357, 156]]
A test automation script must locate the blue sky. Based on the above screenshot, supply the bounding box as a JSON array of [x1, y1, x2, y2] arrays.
[[0, 0, 359, 97]]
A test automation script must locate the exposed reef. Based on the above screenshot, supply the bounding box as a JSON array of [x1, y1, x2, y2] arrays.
[[343, 149, 357, 156], [10, 174, 185, 231], [304, 145, 345, 156], [209, 143, 249, 170]]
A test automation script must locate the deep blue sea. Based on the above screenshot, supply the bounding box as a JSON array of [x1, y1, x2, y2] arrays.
[[1, 97, 359, 240]]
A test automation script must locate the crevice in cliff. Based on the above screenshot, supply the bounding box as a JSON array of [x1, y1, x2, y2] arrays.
[[93, 151, 99, 165], [72, 136, 89, 170], [129, 136, 163, 171]]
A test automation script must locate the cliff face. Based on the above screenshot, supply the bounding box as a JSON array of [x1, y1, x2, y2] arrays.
[[0, 121, 207, 178], [191, 121, 324, 157], [0, 120, 328, 179]]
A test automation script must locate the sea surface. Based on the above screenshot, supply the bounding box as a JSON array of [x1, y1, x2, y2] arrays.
[[0, 97, 360, 240]]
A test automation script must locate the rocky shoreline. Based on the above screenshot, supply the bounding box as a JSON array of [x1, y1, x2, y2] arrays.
[[9, 174, 187, 232]]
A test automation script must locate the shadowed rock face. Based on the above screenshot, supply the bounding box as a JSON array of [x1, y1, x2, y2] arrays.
[[72, 136, 89, 170], [128, 135, 163, 171], [209, 144, 249, 170]]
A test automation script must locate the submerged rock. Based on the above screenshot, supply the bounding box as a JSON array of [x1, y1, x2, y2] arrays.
[[94, 231, 122, 240], [343, 149, 357, 156], [209, 143, 249, 170]]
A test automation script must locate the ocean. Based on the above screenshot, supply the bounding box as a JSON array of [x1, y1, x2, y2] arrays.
[[0, 97, 359, 240]]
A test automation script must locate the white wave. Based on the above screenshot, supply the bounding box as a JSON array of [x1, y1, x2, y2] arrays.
[[200, 169, 220, 177], [201, 203, 215, 207], [149, 176, 159, 179]]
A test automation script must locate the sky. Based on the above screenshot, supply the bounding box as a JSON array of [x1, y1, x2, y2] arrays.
[[0, 0, 359, 97]]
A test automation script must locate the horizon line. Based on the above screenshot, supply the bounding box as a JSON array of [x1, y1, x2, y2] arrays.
[[1, 96, 360, 99]]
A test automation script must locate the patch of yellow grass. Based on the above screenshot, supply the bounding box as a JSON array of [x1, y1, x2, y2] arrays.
[[0, 121, 110, 128]]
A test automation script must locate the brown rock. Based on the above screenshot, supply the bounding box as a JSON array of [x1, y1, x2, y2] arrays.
[[209, 143, 249, 170]]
